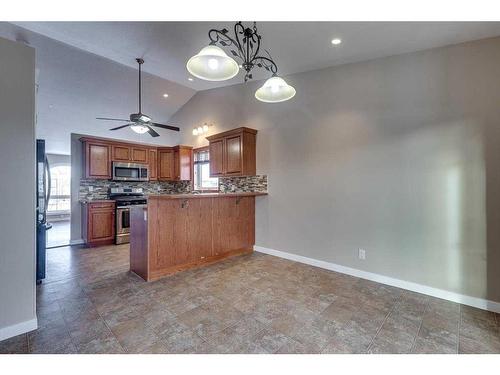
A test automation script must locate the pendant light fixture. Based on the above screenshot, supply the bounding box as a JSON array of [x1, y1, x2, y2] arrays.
[[255, 76, 296, 103], [187, 45, 240, 81], [186, 22, 296, 103]]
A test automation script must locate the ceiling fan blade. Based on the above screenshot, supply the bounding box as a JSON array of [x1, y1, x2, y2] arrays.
[[97, 117, 130, 122], [146, 125, 160, 137], [151, 122, 180, 132], [109, 123, 133, 131]]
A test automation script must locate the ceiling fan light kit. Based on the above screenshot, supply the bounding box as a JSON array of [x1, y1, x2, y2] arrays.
[[187, 21, 296, 103], [96, 58, 180, 137]]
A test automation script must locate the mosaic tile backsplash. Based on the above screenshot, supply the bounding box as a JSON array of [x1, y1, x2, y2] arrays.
[[79, 179, 191, 201], [219, 175, 267, 193], [79, 175, 267, 201]]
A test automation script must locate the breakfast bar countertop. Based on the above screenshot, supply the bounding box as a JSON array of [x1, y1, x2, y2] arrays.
[[147, 192, 268, 199]]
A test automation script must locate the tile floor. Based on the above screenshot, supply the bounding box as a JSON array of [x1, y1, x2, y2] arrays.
[[46, 219, 71, 248], [1, 244, 500, 354]]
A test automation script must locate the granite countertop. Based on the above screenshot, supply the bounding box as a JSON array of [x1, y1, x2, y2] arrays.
[[80, 191, 267, 204], [147, 192, 268, 199], [79, 199, 112, 204]]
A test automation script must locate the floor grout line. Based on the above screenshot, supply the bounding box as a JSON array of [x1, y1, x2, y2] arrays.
[[366, 292, 403, 353], [409, 296, 430, 353]]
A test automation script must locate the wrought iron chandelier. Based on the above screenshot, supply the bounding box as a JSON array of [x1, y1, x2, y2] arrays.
[[187, 22, 296, 103]]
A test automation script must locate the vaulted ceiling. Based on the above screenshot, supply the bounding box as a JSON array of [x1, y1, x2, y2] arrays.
[[2, 21, 500, 154], [14, 21, 500, 91]]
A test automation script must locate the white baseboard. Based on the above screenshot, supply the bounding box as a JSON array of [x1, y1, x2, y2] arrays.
[[69, 239, 84, 245], [254, 245, 500, 314], [0, 318, 37, 341]]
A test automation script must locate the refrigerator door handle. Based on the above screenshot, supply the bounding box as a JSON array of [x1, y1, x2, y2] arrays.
[[45, 156, 51, 214]]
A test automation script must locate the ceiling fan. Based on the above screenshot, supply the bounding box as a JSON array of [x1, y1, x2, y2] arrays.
[[96, 58, 179, 137]]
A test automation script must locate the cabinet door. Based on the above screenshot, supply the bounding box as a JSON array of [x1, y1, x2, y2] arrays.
[[173, 149, 180, 180], [209, 138, 225, 177], [112, 145, 131, 161], [149, 149, 158, 180], [225, 135, 243, 175], [158, 149, 174, 180], [131, 147, 148, 163], [178, 148, 192, 181], [86, 142, 111, 179], [88, 205, 115, 242]]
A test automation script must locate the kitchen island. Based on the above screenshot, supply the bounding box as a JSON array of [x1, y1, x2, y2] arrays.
[[129, 192, 267, 281]]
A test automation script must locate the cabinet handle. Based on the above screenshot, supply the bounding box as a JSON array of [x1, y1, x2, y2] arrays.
[[236, 197, 242, 205], [181, 199, 189, 208]]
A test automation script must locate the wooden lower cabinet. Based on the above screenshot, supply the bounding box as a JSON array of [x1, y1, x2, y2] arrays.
[[130, 195, 257, 281], [82, 201, 115, 247]]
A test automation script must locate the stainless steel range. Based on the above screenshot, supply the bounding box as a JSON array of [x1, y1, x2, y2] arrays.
[[109, 187, 147, 245]]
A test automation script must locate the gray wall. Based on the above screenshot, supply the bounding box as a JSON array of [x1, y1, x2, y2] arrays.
[[171, 37, 500, 302], [0, 37, 36, 338], [0, 22, 195, 155]]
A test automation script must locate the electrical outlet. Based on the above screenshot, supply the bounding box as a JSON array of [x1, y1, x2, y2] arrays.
[[358, 248, 366, 260]]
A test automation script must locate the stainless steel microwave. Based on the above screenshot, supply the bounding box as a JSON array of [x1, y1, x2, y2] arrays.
[[112, 162, 149, 181]]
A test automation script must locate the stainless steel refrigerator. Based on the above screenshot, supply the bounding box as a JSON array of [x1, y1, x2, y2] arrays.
[[36, 139, 52, 284]]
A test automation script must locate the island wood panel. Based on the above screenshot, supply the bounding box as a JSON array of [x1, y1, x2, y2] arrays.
[[130, 206, 148, 280], [213, 196, 255, 256], [186, 198, 213, 261], [131, 195, 259, 281]]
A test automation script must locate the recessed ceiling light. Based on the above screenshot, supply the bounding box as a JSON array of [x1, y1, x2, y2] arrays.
[[331, 38, 342, 45], [188, 77, 194, 81], [163, 93, 169, 98]]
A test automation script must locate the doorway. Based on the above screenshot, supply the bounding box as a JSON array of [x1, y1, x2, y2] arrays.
[[46, 156, 71, 248]]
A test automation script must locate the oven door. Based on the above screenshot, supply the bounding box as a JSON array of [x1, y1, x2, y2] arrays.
[[116, 207, 131, 235], [116, 206, 130, 244]]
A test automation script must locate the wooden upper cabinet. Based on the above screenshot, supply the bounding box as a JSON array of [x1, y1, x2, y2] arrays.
[[209, 139, 225, 177], [174, 146, 193, 181], [112, 145, 131, 161], [112, 144, 148, 163], [206, 127, 257, 177], [225, 134, 243, 175], [81, 137, 188, 181], [149, 148, 158, 181], [131, 147, 148, 163], [158, 148, 174, 180], [84, 141, 111, 179]]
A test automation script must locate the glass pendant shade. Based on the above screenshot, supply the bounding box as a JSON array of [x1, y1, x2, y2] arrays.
[[130, 124, 149, 134], [187, 45, 239, 81], [255, 76, 296, 103]]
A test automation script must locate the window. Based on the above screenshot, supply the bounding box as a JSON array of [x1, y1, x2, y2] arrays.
[[47, 165, 71, 213], [193, 148, 218, 191]]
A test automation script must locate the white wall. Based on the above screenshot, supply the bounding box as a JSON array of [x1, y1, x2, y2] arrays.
[[0, 37, 37, 340], [171, 37, 500, 303]]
